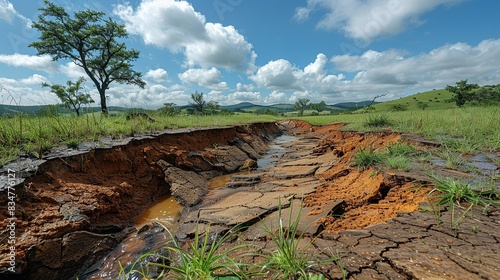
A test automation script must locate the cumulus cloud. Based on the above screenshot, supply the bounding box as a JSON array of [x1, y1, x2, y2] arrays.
[[295, 0, 463, 45], [59, 62, 87, 79], [227, 91, 261, 104], [332, 39, 500, 90], [20, 74, 49, 85], [251, 54, 345, 94], [105, 82, 191, 109], [264, 90, 287, 104], [178, 67, 229, 90], [114, 0, 256, 71], [248, 39, 500, 104], [250, 59, 301, 90], [236, 83, 254, 92], [145, 68, 169, 82], [0, 54, 58, 72]]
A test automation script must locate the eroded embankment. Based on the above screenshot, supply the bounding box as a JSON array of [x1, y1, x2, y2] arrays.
[[0, 122, 282, 279], [181, 120, 499, 280]]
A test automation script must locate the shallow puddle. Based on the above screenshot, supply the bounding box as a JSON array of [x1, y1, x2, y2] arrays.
[[134, 195, 183, 227]]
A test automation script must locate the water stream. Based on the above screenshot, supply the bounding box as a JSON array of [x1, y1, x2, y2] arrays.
[[84, 134, 297, 279]]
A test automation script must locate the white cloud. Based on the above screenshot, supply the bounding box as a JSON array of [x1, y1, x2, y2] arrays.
[[0, 0, 31, 27], [20, 74, 49, 85], [227, 91, 261, 104], [251, 54, 345, 95], [178, 67, 228, 90], [250, 59, 301, 90], [236, 83, 254, 92], [145, 68, 169, 82], [0, 54, 58, 72], [105, 82, 191, 109], [264, 90, 287, 104], [295, 0, 463, 45], [327, 39, 500, 99], [114, 0, 256, 71], [59, 62, 87, 79]]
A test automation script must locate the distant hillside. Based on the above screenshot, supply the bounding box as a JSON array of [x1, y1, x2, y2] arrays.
[[366, 89, 455, 112], [0, 104, 138, 116], [221, 101, 374, 114], [334, 101, 379, 109], [1, 100, 377, 116]]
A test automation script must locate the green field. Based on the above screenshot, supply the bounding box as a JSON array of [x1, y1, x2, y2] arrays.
[[1, 88, 499, 167]]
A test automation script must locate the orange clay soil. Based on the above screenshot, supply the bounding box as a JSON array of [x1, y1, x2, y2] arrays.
[[289, 120, 431, 233]]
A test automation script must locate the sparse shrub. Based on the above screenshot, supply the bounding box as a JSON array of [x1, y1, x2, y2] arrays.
[[364, 115, 392, 128], [390, 104, 408, 111]]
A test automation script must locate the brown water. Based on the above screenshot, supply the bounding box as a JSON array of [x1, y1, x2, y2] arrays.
[[134, 195, 183, 227]]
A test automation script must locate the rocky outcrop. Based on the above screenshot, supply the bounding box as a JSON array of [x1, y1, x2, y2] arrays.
[[158, 159, 209, 207]]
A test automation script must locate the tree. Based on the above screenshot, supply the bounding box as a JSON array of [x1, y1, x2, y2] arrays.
[[42, 77, 94, 116], [294, 98, 310, 116], [445, 80, 479, 107], [160, 103, 179, 116], [310, 101, 326, 113], [190, 91, 206, 114], [29, 0, 145, 116], [207, 100, 220, 115]]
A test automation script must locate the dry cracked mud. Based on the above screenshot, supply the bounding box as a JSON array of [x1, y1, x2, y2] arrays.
[[178, 120, 500, 280], [1, 120, 499, 279]]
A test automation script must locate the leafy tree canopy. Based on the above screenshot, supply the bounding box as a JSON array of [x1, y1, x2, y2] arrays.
[[294, 98, 310, 116], [42, 77, 94, 116], [30, 0, 145, 116]]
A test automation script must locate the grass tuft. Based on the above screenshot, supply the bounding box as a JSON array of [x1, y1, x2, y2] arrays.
[[364, 114, 392, 128], [353, 148, 385, 170]]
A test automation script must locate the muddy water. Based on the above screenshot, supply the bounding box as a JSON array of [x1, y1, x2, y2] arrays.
[[85, 133, 297, 279]]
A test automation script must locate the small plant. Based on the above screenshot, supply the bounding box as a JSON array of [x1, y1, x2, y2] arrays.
[[151, 223, 247, 280], [353, 148, 385, 170], [386, 155, 410, 171], [66, 138, 81, 149], [385, 142, 415, 156], [471, 225, 479, 233], [364, 114, 392, 128], [428, 175, 499, 229], [434, 148, 465, 170], [258, 199, 341, 279]]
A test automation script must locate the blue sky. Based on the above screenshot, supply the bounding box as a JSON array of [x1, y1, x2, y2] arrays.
[[0, 0, 499, 109]]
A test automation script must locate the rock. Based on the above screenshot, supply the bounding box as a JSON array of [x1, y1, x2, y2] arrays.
[[205, 145, 251, 172], [240, 159, 258, 171], [159, 159, 209, 207]]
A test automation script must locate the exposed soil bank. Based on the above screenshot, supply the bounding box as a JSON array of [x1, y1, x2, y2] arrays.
[[0, 122, 282, 279]]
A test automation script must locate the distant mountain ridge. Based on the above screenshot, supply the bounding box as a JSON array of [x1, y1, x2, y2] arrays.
[[0, 100, 377, 116]]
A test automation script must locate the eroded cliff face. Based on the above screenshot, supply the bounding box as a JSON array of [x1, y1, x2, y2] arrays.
[[0, 122, 282, 279]]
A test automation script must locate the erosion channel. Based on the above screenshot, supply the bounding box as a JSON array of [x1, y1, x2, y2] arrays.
[[1, 120, 499, 279]]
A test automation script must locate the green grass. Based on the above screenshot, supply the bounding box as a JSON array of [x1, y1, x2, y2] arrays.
[[120, 223, 248, 280], [353, 148, 386, 170], [0, 111, 281, 167], [299, 106, 500, 153], [428, 175, 499, 228], [258, 199, 343, 280]]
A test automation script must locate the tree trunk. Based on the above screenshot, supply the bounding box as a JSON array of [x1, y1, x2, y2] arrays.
[[99, 88, 108, 116]]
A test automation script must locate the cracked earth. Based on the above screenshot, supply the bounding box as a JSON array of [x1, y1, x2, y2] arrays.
[[178, 120, 500, 279]]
